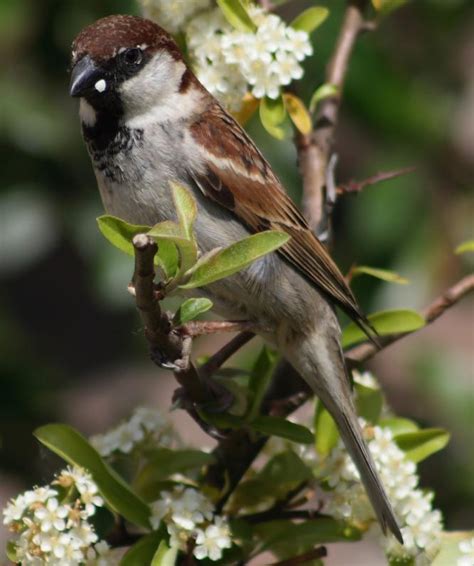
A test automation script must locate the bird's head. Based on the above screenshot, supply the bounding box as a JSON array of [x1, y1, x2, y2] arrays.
[[70, 15, 196, 123]]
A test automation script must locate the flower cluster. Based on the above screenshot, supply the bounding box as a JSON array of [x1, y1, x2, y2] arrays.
[[90, 406, 173, 457], [3, 467, 116, 565], [188, 5, 312, 109], [139, 0, 211, 34], [150, 486, 232, 561], [302, 417, 443, 564], [141, 1, 313, 110], [458, 537, 474, 566]]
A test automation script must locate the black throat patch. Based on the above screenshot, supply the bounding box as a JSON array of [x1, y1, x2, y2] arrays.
[[82, 103, 144, 184]]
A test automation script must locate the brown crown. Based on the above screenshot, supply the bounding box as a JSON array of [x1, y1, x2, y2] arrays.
[[71, 14, 182, 64]]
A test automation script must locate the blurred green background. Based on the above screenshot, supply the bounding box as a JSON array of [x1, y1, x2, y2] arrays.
[[0, 0, 473, 551]]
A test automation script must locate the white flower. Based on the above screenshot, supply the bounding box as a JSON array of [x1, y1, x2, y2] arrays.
[[151, 486, 218, 553], [86, 540, 120, 566], [242, 59, 281, 99], [183, 6, 314, 110], [303, 419, 444, 562], [283, 28, 313, 61], [34, 498, 69, 532], [150, 491, 174, 530], [3, 494, 27, 525], [257, 14, 288, 52], [244, 34, 273, 64], [170, 487, 214, 530], [90, 432, 118, 457], [90, 407, 172, 457], [140, 0, 211, 34], [70, 520, 99, 547], [51, 532, 85, 563], [273, 51, 303, 85], [353, 370, 379, 389], [458, 537, 474, 566], [130, 407, 166, 434], [194, 517, 232, 561], [150, 486, 215, 532]]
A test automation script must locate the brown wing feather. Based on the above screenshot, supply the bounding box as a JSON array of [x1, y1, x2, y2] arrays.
[[190, 102, 372, 333]]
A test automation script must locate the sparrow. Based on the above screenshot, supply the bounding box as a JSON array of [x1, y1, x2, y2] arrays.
[[69, 14, 402, 542]]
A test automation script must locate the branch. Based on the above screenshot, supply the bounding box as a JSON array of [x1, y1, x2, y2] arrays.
[[132, 235, 211, 405], [337, 166, 416, 195], [181, 320, 257, 337], [242, 509, 326, 524], [347, 274, 474, 363], [296, 0, 371, 234], [268, 546, 327, 566], [200, 331, 255, 379]]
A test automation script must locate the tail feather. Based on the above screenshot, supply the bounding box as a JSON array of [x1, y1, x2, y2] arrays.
[[285, 330, 402, 544]]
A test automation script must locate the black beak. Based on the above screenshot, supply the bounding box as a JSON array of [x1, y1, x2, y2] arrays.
[[69, 55, 104, 97]]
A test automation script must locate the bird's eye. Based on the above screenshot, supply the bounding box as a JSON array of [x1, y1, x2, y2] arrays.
[[121, 48, 143, 66]]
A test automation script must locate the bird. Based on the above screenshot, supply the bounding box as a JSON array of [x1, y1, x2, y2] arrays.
[[69, 14, 402, 543]]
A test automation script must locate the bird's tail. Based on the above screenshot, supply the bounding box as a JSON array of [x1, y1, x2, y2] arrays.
[[284, 328, 403, 544]]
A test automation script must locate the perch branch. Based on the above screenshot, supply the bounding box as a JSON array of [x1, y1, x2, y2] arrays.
[[296, 0, 371, 233], [182, 320, 258, 337], [132, 234, 218, 407]]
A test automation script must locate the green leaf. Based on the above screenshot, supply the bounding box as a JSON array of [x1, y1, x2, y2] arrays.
[[97, 215, 151, 256], [173, 298, 213, 325], [394, 428, 450, 463], [148, 220, 198, 277], [170, 182, 197, 240], [6, 541, 18, 563], [155, 240, 180, 280], [291, 7, 329, 33], [379, 417, 419, 436], [135, 448, 215, 500], [372, 0, 409, 16], [246, 346, 278, 422], [351, 265, 409, 284], [355, 383, 383, 424], [388, 558, 415, 566], [198, 410, 245, 431], [255, 519, 361, 559], [180, 231, 290, 289], [151, 541, 178, 566], [120, 531, 165, 566], [342, 309, 425, 348], [455, 240, 474, 254], [314, 401, 339, 457], [34, 424, 150, 529], [432, 531, 474, 566], [309, 83, 339, 113], [250, 416, 314, 444], [229, 451, 313, 511], [259, 96, 287, 139], [216, 0, 256, 32]]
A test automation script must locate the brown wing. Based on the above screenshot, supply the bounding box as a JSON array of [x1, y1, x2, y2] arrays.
[[189, 102, 374, 336]]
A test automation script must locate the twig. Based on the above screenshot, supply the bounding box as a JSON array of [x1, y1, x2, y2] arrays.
[[296, 0, 371, 233], [242, 507, 325, 525], [337, 166, 416, 195], [132, 235, 217, 407], [268, 546, 327, 566], [200, 332, 255, 379], [347, 274, 474, 363], [182, 320, 257, 337]]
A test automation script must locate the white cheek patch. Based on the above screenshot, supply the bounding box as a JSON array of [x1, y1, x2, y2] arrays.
[[95, 79, 107, 93], [79, 99, 97, 126]]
